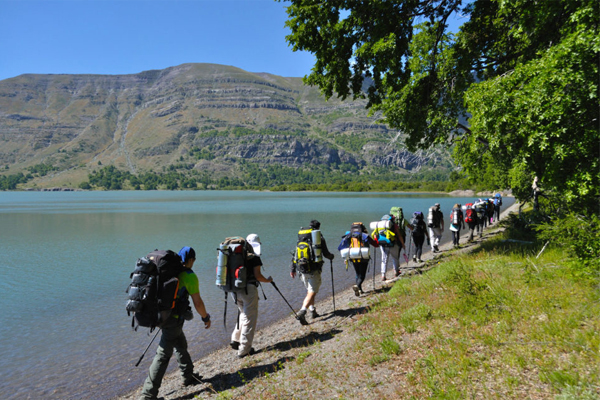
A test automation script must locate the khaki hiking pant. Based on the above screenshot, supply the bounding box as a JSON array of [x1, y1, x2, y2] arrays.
[[231, 284, 259, 357]]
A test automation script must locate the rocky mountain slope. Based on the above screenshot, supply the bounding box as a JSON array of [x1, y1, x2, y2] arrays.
[[0, 63, 453, 188]]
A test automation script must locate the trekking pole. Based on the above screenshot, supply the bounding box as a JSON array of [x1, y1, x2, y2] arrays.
[[407, 233, 412, 265], [135, 328, 161, 367], [270, 281, 299, 318], [372, 250, 376, 291], [330, 259, 336, 312]]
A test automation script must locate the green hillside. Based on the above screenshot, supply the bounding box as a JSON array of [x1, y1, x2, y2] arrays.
[[0, 63, 454, 189]]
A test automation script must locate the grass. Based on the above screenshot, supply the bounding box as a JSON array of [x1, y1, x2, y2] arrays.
[[358, 231, 600, 398], [188, 215, 599, 399]]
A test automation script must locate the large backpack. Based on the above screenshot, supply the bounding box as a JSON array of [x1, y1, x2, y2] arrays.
[[370, 215, 396, 247], [411, 212, 425, 236], [348, 222, 369, 261], [293, 228, 322, 273], [427, 206, 441, 228], [125, 250, 186, 331], [216, 236, 256, 293], [451, 208, 461, 225], [464, 203, 475, 224], [474, 201, 486, 219], [390, 207, 406, 239]]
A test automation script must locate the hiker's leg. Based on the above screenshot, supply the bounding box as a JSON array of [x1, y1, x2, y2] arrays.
[[414, 236, 424, 259], [141, 327, 176, 398], [172, 326, 194, 378], [237, 286, 259, 356], [301, 272, 321, 308], [352, 261, 363, 287], [230, 293, 242, 344], [380, 247, 390, 275], [391, 245, 400, 274]]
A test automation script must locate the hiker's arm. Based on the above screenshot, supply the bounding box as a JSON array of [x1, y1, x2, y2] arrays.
[[321, 237, 334, 260], [393, 224, 405, 249], [254, 265, 273, 283], [190, 292, 211, 329], [290, 262, 296, 279]]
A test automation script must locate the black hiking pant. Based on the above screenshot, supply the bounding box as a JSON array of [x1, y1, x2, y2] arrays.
[[412, 234, 425, 260], [351, 260, 369, 291]]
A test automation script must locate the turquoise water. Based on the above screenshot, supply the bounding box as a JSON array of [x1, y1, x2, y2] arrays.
[[0, 191, 512, 399]]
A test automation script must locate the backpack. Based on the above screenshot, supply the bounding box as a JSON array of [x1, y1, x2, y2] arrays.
[[474, 201, 486, 219], [464, 203, 474, 224], [348, 222, 369, 261], [451, 208, 461, 225], [216, 236, 256, 293], [411, 212, 425, 236], [427, 206, 441, 228], [371, 215, 396, 247], [390, 207, 406, 239], [125, 249, 187, 331], [293, 228, 322, 273]]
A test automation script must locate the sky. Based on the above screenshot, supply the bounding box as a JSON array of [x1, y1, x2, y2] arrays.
[[0, 0, 317, 81], [0, 0, 468, 82]]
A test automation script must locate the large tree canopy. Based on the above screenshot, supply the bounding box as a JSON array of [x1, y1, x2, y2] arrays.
[[281, 0, 599, 214]]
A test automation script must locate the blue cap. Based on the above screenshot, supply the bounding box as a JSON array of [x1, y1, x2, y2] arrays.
[[178, 246, 196, 264]]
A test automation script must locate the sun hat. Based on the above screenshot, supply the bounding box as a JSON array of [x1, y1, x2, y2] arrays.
[[246, 233, 261, 256]]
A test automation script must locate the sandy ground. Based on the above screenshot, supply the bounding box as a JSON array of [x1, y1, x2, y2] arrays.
[[117, 203, 518, 400]]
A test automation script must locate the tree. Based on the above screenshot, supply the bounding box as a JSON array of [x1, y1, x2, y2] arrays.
[[281, 0, 599, 214]]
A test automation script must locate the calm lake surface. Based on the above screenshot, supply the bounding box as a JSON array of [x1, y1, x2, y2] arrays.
[[0, 191, 513, 399]]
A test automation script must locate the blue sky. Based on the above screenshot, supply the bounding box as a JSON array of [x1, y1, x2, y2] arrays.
[[0, 0, 467, 82]]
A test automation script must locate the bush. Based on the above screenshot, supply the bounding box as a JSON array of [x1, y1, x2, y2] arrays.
[[536, 213, 600, 277]]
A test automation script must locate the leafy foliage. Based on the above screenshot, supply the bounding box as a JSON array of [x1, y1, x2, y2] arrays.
[[281, 0, 599, 214]]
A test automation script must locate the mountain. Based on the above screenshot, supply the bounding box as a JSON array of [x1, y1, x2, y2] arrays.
[[0, 63, 453, 189]]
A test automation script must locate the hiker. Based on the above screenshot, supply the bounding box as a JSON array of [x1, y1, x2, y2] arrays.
[[373, 214, 405, 280], [449, 204, 466, 247], [410, 211, 430, 263], [532, 176, 541, 211], [464, 203, 479, 242], [487, 198, 495, 225], [140, 246, 211, 400], [290, 220, 334, 325], [427, 203, 444, 253], [474, 199, 487, 237], [229, 234, 273, 358], [493, 193, 502, 222], [390, 207, 413, 263], [338, 222, 379, 296]]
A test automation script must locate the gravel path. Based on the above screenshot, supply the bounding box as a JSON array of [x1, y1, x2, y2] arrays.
[[117, 202, 519, 400]]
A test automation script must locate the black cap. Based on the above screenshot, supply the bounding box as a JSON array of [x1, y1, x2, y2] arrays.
[[310, 220, 321, 229]]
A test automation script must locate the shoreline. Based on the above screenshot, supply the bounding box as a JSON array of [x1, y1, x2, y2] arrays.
[[116, 202, 519, 400]]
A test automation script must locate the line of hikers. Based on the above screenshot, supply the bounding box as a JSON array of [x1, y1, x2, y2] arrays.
[[126, 195, 503, 400]]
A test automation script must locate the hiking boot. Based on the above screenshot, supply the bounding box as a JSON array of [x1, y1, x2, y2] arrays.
[[183, 372, 203, 386], [352, 285, 360, 297], [381, 274, 387, 281], [412, 255, 417, 262], [297, 309, 308, 325], [433, 245, 439, 252], [310, 309, 320, 318], [237, 347, 256, 359], [395, 270, 401, 277], [417, 258, 423, 263], [230, 341, 240, 350]]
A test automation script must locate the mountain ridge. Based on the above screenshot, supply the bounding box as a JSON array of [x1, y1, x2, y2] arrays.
[[0, 63, 453, 189]]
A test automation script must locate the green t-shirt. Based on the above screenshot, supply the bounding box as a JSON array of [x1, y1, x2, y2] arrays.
[[178, 269, 199, 297]]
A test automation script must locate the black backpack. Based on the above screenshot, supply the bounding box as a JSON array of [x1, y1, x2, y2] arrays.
[[125, 250, 187, 331], [411, 212, 425, 236]]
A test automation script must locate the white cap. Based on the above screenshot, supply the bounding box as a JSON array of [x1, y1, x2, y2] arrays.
[[246, 233, 261, 256]]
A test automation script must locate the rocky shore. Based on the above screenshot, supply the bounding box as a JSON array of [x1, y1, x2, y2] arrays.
[[117, 203, 519, 400]]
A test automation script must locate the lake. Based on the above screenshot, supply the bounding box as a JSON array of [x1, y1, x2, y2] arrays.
[[0, 191, 513, 399]]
